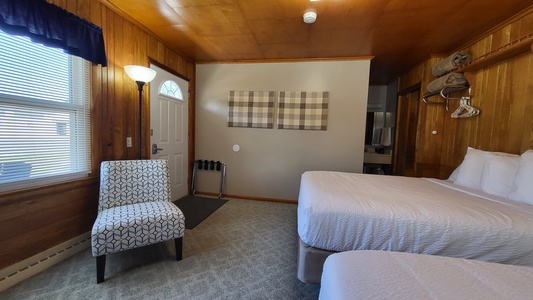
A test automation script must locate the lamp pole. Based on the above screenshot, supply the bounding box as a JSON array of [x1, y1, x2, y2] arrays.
[[135, 81, 145, 159], [124, 65, 157, 160]]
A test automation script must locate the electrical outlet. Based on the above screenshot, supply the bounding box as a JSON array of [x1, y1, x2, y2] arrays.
[[126, 137, 132, 147]]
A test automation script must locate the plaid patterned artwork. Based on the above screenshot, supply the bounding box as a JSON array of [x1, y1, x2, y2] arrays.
[[227, 91, 275, 128], [277, 91, 329, 130]]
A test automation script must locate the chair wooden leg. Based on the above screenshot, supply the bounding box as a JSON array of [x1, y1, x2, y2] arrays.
[[96, 255, 106, 284], [175, 237, 183, 261]]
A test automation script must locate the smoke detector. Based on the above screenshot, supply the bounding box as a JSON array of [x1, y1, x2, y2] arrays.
[[303, 10, 317, 24]]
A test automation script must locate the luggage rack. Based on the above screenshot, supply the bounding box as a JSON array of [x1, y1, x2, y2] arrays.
[[191, 160, 226, 198]]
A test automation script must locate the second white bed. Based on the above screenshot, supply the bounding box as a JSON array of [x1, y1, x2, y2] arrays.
[[319, 250, 533, 300]]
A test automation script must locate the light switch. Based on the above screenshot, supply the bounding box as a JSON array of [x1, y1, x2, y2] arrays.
[[126, 137, 132, 147]]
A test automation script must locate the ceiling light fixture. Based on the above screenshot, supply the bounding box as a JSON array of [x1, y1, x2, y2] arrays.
[[303, 9, 317, 24]]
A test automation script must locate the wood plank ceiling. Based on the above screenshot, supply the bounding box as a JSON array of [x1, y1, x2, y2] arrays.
[[100, 0, 533, 84]]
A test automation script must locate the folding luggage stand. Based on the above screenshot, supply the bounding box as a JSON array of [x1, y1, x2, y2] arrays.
[[191, 160, 226, 198]]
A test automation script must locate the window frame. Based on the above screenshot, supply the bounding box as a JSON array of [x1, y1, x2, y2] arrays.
[[0, 31, 92, 192]]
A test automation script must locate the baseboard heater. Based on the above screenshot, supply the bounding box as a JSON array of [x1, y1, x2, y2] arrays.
[[0, 233, 90, 292]]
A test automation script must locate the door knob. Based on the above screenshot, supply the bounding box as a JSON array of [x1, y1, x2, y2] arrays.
[[152, 143, 163, 154]]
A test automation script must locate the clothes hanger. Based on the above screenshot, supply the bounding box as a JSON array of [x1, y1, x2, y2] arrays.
[[451, 96, 480, 118]]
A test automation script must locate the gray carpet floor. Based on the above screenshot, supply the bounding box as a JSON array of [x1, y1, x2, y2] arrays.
[[0, 199, 320, 300]]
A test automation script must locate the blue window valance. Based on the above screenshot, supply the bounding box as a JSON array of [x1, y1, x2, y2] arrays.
[[0, 0, 107, 66]]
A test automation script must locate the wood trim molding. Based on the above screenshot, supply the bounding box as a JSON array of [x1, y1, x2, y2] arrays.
[[196, 56, 375, 65], [194, 191, 297, 204], [148, 58, 191, 81], [398, 82, 422, 96], [455, 4, 533, 51], [0, 176, 99, 203]]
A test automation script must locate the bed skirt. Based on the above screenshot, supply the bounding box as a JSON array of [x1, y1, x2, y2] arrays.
[[297, 238, 336, 284]]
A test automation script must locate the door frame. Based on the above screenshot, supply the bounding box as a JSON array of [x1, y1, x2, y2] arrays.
[[393, 82, 421, 176]]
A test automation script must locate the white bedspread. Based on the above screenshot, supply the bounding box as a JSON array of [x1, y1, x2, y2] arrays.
[[297, 171, 533, 266], [319, 250, 533, 300]]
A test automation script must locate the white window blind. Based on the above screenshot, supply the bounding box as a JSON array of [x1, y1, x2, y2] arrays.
[[0, 30, 91, 191]]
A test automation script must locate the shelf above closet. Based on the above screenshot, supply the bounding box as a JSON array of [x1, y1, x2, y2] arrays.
[[456, 33, 533, 73], [423, 34, 533, 108]]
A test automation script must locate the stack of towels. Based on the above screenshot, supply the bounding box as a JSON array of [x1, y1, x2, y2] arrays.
[[427, 52, 471, 93]]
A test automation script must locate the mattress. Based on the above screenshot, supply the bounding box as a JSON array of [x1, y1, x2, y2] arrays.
[[319, 250, 533, 300], [297, 171, 533, 266]]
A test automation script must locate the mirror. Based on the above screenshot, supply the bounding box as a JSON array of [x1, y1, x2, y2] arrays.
[[365, 112, 385, 145]]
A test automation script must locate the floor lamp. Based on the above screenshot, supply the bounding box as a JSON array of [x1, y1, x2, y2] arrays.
[[124, 65, 157, 159]]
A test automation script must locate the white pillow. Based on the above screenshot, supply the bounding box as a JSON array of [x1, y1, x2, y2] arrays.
[[454, 147, 518, 191], [509, 150, 533, 205], [480, 153, 520, 198], [448, 163, 461, 182], [454, 147, 487, 189]]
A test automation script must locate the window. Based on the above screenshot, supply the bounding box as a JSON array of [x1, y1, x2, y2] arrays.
[[0, 30, 91, 191], [159, 80, 183, 100]]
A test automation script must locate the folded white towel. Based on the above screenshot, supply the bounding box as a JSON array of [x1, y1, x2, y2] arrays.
[[427, 72, 468, 93], [432, 52, 472, 77]]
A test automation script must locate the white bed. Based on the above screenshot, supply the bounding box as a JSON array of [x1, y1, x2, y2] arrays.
[[319, 250, 533, 300], [297, 168, 533, 283]]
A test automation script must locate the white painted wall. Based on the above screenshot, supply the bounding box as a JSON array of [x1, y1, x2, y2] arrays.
[[195, 60, 371, 201]]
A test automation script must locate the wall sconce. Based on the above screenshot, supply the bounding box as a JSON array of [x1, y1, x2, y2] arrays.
[[124, 65, 157, 159]]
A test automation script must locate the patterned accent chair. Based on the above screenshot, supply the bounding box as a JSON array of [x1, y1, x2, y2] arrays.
[[91, 160, 185, 283]]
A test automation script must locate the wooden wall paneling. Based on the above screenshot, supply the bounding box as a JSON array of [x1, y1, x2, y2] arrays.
[[503, 43, 532, 152], [1, 197, 91, 253], [482, 29, 512, 151], [494, 63, 513, 151], [157, 41, 166, 66], [0, 178, 99, 270], [469, 70, 485, 149], [396, 61, 426, 177], [491, 25, 512, 50], [503, 59, 524, 152], [103, 6, 116, 161], [91, 63, 103, 174], [140, 27, 152, 160], [90, 0, 103, 176], [520, 54, 533, 150], [439, 110, 454, 168], [399, 63, 425, 91], [122, 20, 132, 160], [66, 0, 77, 13], [407, 91, 421, 176], [439, 110, 461, 178], [400, 7, 533, 179], [114, 12, 126, 160], [393, 94, 408, 175], [413, 57, 442, 177], [1, 212, 94, 270], [76, 0, 90, 19], [0, 0, 197, 270], [517, 11, 533, 37], [478, 65, 502, 150]]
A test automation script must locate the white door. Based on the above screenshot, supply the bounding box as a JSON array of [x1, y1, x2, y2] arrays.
[[149, 64, 189, 201]]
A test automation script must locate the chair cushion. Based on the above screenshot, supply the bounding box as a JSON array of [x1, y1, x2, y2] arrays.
[[98, 160, 172, 211], [91, 201, 185, 256]]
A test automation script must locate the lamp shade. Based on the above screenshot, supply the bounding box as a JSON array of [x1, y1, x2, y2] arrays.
[[124, 65, 157, 83]]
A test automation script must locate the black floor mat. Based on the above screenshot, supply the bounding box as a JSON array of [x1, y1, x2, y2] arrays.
[[174, 195, 228, 229]]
